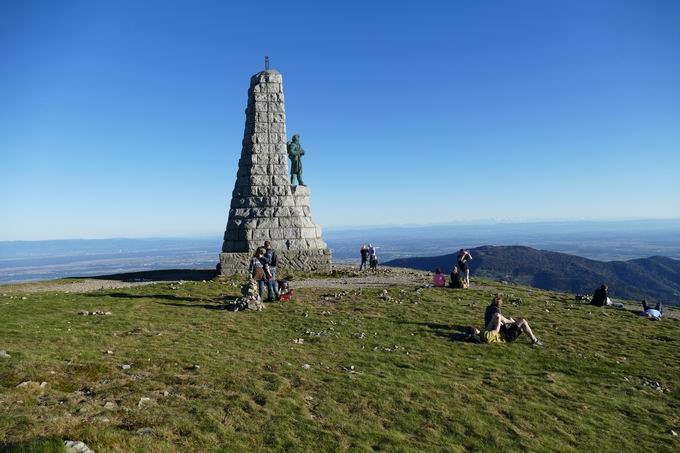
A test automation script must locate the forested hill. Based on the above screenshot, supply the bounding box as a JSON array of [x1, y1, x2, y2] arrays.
[[385, 245, 680, 304]]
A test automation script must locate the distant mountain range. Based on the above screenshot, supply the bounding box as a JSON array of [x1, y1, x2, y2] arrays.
[[385, 245, 680, 304]]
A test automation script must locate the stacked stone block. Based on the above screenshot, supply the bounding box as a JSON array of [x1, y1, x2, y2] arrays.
[[219, 69, 332, 275]]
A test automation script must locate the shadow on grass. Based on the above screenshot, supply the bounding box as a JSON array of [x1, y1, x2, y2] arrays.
[[86, 292, 245, 311], [158, 296, 240, 311], [395, 321, 482, 343], [71, 268, 217, 282], [85, 292, 205, 303]]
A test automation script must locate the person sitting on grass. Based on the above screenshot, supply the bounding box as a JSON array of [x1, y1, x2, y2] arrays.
[[433, 268, 446, 287], [640, 300, 663, 320], [449, 266, 464, 289], [482, 295, 544, 347], [590, 284, 624, 308]]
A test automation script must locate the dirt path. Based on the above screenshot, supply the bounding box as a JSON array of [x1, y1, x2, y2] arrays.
[[291, 269, 430, 289]]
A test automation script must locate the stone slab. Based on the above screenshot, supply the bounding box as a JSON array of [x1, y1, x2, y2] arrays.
[[219, 249, 332, 276]]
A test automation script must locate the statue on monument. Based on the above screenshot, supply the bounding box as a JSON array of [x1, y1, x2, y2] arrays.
[[287, 134, 305, 186]]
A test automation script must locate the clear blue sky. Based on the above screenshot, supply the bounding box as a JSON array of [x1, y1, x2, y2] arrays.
[[1, 0, 679, 240]]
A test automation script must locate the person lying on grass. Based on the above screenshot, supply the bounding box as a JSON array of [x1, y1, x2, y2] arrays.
[[640, 300, 663, 320], [482, 295, 544, 347]]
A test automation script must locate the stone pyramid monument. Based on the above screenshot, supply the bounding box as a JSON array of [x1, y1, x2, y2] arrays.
[[218, 67, 332, 275]]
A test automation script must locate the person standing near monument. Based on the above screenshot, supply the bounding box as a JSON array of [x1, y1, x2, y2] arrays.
[[287, 134, 305, 186], [368, 244, 378, 270], [359, 245, 369, 271], [248, 248, 267, 299], [263, 240, 279, 301], [457, 249, 473, 287]]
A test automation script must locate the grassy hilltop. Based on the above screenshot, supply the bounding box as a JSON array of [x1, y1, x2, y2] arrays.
[[0, 270, 678, 452]]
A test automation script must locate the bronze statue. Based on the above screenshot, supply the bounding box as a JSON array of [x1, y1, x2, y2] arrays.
[[287, 134, 305, 186]]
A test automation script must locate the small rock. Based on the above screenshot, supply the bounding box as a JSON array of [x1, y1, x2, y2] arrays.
[[163, 390, 170, 397], [79, 311, 90, 316], [40, 381, 47, 388], [190, 364, 200, 370], [137, 427, 153, 435], [668, 429, 677, 436], [120, 364, 131, 370], [105, 350, 114, 355], [292, 338, 305, 344], [21, 296, 27, 300], [64, 439, 94, 453], [103, 401, 117, 410], [104, 311, 112, 315], [0, 350, 10, 359], [138, 397, 152, 407], [302, 364, 311, 370]]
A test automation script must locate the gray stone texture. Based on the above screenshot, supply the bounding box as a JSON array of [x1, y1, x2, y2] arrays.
[[219, 69, 331, 275]]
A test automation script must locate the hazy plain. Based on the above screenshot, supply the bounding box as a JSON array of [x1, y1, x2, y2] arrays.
[[1, 219, 678, 283]]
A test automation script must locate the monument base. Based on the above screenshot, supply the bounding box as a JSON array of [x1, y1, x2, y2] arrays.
[[218, 249, 332, 276]]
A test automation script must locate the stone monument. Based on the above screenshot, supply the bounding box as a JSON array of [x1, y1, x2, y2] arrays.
[[218, 66, 332, 275]]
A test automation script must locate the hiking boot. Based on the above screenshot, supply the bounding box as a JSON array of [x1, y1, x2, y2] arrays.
[[531, 339, 544, 348]]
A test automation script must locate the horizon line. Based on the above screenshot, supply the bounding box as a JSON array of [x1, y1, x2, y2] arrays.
[[1, 217, 679, 243]]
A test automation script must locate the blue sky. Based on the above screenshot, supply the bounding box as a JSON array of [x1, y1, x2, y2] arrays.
[[1, 0, 679, 240]]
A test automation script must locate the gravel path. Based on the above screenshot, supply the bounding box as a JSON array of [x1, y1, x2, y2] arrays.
[[291, 268, 430, 289]]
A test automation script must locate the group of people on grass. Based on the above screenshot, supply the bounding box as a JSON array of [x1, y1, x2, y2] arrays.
[[245, 242, 664, 345], [433, 249, 472, 289], [461, 284, 662, 349], [430, 250, 665, 348], [589, 284, 663, 319], [359, 244, 378, 271]]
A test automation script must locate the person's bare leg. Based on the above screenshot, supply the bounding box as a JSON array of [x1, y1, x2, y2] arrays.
[[499, 314, 513, 324], [516, 319, 538, 342]]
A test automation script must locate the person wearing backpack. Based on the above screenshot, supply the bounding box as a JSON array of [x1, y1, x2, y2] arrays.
[[263, 240, 279, 301], [248, 248, 267, 299]]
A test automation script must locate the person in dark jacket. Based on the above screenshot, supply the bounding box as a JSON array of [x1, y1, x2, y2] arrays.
[[359, 245, 369, 271], [449, 266, 464, 288], [590, 284, 609, 306], [457, 249, 473, 286], [589, 284, 624, 308], [263, 240, 279, 301]]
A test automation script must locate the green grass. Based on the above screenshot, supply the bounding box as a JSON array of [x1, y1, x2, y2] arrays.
[[0, 276, 678, 452]]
